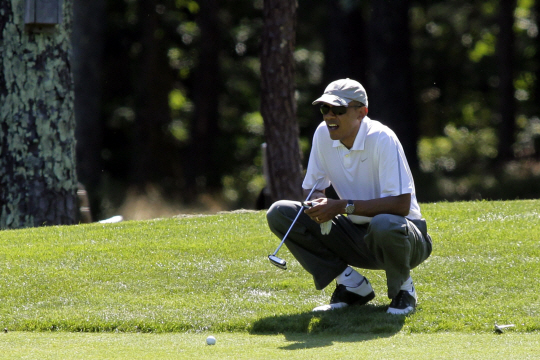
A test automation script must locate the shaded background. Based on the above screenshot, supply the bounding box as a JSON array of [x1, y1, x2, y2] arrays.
[[72, 0, 540, 221]]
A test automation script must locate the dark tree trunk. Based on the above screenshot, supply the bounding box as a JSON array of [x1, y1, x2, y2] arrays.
[[261, 0, 303, 201], [496, 0, 517, 163], [72, 0, 106, 219], [186, 0, 222, 198], [323, 1, 367, 85], [535, 0, 540, 159], [132, 0, 174, 188], [0, 0, 78, 229], [367, 0, 419, 169], [536, 0, 540, 109]]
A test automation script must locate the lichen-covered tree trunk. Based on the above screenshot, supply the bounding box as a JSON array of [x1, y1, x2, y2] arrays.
[[261, 0, 303, 202], [0, 0, 78, 229]]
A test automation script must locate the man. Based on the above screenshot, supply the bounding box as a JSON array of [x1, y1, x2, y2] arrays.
[[266, 78, 432, 315]]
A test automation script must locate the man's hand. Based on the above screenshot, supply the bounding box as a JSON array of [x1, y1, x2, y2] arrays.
[[303, 188, 326, 200], [304, 198, 345, 223]]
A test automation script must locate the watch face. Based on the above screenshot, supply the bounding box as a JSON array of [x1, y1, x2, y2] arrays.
[[346, 203, 354, 214]]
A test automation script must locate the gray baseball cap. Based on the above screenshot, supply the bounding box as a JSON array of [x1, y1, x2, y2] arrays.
[[312, 78, 368, 107]]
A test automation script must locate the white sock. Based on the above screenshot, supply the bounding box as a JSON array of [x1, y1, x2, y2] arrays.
[[336, 266, 362, 286], [400, 277, 414, 293], [336, 267, 373, 296]]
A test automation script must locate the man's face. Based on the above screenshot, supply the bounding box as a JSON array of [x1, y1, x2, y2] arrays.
[[321, 103, 366, 149]]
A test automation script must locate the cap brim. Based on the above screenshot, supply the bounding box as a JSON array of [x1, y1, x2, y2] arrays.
[[312, 94, 350, 106]]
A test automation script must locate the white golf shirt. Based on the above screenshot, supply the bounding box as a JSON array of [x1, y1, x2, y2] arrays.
[[303, 116, 422, 224]]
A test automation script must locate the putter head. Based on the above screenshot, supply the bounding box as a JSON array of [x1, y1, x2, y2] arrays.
[[268, 255, 287, 270], [494, 324, 514, 334]]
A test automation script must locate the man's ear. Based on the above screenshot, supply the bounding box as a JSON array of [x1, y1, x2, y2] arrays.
[[358, 106, 368, 119]]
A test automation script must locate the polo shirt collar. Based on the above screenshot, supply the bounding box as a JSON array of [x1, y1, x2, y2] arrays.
[[332, 116, 370, 150]]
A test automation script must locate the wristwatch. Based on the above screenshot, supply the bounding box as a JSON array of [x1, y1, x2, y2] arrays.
[[345, 200, 355, 215]]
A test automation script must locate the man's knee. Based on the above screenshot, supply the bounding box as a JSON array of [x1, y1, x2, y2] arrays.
[[366, 214, 412, 274], [266, 200, 297, 229], [365, 214, 409, 255], [368, 214, 406, 237]]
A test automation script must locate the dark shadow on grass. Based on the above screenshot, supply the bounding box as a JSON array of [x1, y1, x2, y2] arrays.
[[278, 332, 395, 350], [249, 304, 406, 349]]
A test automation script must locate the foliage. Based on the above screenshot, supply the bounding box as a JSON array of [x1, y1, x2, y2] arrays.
[[417, 118, 540, 201], [88, 0, 540, 215], [1, 200, 540, 334], [410, 0, 540, 201]]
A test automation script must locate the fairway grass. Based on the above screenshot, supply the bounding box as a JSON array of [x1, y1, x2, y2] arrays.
[[1, 332, 539, 359], [1, 200, 540, 357]]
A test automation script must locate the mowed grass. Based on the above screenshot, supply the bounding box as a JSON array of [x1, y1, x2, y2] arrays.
[[1, 332, 539, 360], [0, 200, 539, 358]]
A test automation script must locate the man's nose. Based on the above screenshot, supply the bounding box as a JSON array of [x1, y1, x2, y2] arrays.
[[324, 111, 336, 118]]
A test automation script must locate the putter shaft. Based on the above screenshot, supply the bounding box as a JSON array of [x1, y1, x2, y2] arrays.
[[269, 178, 323, 258], [270, 204, 305, 256]]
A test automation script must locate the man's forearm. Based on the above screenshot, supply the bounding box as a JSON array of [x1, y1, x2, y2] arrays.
[[302, 191, 411, 221], [346, 194, 411, 217]]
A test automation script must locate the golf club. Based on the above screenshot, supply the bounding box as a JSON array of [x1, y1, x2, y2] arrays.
[[268, 178, 323, 270], [494, 323, 515, 334]]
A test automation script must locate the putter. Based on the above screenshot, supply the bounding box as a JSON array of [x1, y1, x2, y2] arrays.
[[494, 324, 515, 334], [268, 178, 323, 270]]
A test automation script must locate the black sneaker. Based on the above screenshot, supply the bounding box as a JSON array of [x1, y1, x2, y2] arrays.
[[387, 289, 417, 315], [313, 282, 375, 312]]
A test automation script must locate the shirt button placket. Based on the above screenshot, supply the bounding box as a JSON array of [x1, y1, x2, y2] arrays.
[[344, 152, 352, 168]]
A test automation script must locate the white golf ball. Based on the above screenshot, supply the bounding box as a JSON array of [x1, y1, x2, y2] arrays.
[[206, 335, 216, 345]]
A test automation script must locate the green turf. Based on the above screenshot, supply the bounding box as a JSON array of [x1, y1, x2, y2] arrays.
[[0, 332, 539, 359], [0, 200, 539, 356]]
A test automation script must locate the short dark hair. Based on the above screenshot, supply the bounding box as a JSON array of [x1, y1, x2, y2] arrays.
[[349, 100, 365, 107]]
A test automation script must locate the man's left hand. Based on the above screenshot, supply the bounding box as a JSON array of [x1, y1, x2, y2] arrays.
[[304, 198, 344, 223]]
